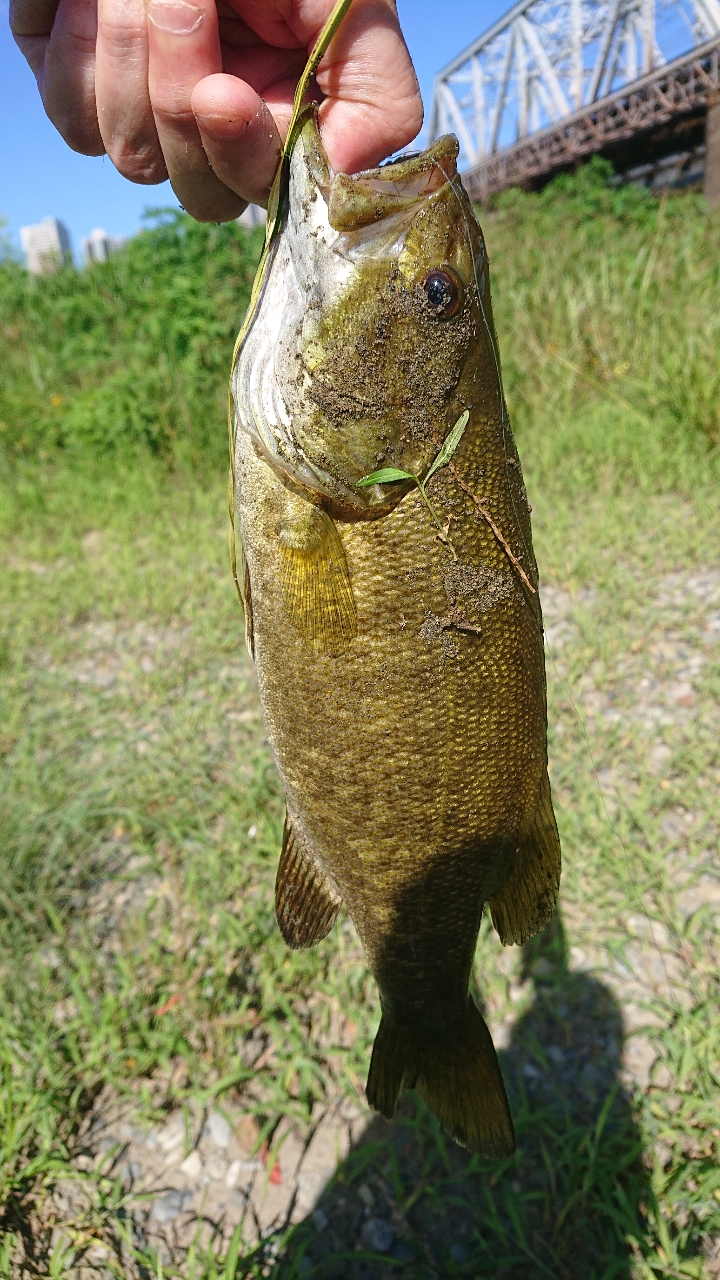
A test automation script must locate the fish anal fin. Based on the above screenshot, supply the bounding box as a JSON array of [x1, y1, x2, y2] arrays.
[[489, 771, 561, 946], [366, 1001, 514, 1158], [278, 504, 356, 658], [275, 813, 342, 950]]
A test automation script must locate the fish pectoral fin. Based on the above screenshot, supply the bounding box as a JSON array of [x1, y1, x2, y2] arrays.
[[275, 813, 343, 950], [366, 1001, 515, 1159], [278, 504, 356, 658], [488, 770, 561, 947]]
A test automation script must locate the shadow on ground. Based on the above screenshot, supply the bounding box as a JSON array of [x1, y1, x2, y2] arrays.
[[278, 911, 650, 1279]]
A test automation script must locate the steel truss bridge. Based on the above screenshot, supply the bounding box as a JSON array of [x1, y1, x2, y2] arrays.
[[428, 0, 720, 201]]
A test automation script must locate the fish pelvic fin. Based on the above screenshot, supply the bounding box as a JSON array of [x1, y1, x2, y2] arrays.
[[278, 504, 356, 658], [366, 1002, 515, 1158], [489, 770, 561, 946], [275, 813, 342, 949]]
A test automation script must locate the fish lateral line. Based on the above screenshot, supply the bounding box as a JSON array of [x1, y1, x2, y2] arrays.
[[434, 157, 539, 599]]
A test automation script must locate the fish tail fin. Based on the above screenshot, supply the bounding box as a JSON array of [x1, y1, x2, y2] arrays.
[[366, 1002, 515, 1158], [415, 1001, 515, 1157], [365, 1015, 415, 1121]]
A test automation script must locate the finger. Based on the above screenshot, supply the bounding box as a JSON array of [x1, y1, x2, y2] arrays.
[[11, 0, 104, 154], [95, 0, 167, 184], [147, 0, 246, 220], [191, 74, 282, 207], [9, 0, 58, 73], [315, 0, 423, 173], [228, 0, 422, 173]]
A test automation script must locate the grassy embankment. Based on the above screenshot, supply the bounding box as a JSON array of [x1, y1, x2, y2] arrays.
[[1, 165, 720, 1276]]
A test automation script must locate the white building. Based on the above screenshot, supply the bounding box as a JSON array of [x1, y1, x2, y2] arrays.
[[20, 217, 72, 274], [81, 227, 128, 266], [237, 205, 266, 229]]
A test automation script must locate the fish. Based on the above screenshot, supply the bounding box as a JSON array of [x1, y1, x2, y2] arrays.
[[230, 108, 561, 1157]]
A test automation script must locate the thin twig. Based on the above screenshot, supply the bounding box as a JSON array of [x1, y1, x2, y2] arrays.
[[447, 461, 537, 594]]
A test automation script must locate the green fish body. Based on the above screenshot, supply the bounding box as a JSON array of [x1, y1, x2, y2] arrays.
[[231, 114, 561, 1156]]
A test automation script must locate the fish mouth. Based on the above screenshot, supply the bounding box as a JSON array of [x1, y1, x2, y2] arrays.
[[296, 108, 459, 233], [325, 134, 459, 233]]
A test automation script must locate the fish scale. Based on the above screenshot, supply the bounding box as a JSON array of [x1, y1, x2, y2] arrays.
[[232, 109, 561, 1156]]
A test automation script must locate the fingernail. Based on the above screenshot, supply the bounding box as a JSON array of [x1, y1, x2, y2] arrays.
[[147, 0, 203, 34]]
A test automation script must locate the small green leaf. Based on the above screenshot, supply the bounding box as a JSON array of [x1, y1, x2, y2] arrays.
[[356, 468, 415, 487], [425, 409, 470, 482]]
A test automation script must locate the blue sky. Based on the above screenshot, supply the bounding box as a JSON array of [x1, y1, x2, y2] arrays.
[[0, 1, 510, 261]]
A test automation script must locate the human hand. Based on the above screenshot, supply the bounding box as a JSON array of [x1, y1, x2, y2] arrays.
[[10, 0, 422, 222]]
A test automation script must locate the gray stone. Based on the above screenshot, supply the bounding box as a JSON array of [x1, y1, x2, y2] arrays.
[[157, 1115, 184, 1153], [312, 1208, 329, 1232], [206, 1110, 232, 1148], [360, 1217, 394, 1254], [450, 1242, 469, 1264], [227, 1188, 249, 1209], [151, 1190, 193, 1223]]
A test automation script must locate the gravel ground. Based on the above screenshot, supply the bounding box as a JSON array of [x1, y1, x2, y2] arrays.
[[27, 558, 717, 1277]]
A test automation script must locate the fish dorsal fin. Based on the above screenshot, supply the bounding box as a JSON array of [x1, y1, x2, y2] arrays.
[[278, 501, 356, 657], [488, 771, 562, 946], [275, 812, 342, 949]]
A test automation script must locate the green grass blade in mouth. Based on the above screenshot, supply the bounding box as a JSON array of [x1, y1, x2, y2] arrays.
[[356, 467, 415, 487]]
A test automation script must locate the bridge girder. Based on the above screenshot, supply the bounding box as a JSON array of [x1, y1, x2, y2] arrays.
[[428, 0, 720, 167]]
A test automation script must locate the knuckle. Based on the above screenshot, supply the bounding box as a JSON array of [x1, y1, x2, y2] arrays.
[[150, 103, 197, 130], [97, 16, 147, 49], [109, 144, 168, 185]]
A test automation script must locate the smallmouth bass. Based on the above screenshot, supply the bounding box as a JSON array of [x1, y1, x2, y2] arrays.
[[231, 110, 561, 1156]]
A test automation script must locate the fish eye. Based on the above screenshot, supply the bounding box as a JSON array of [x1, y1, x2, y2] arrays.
[[422, 268, 462, 318]]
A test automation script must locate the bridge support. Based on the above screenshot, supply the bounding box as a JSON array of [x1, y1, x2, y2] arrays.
[[705, 92, 720, 209]]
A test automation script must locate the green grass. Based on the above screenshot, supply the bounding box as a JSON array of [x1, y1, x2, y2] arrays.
[[0, 211, 263, 463], [1, 163, 720, 1276]]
